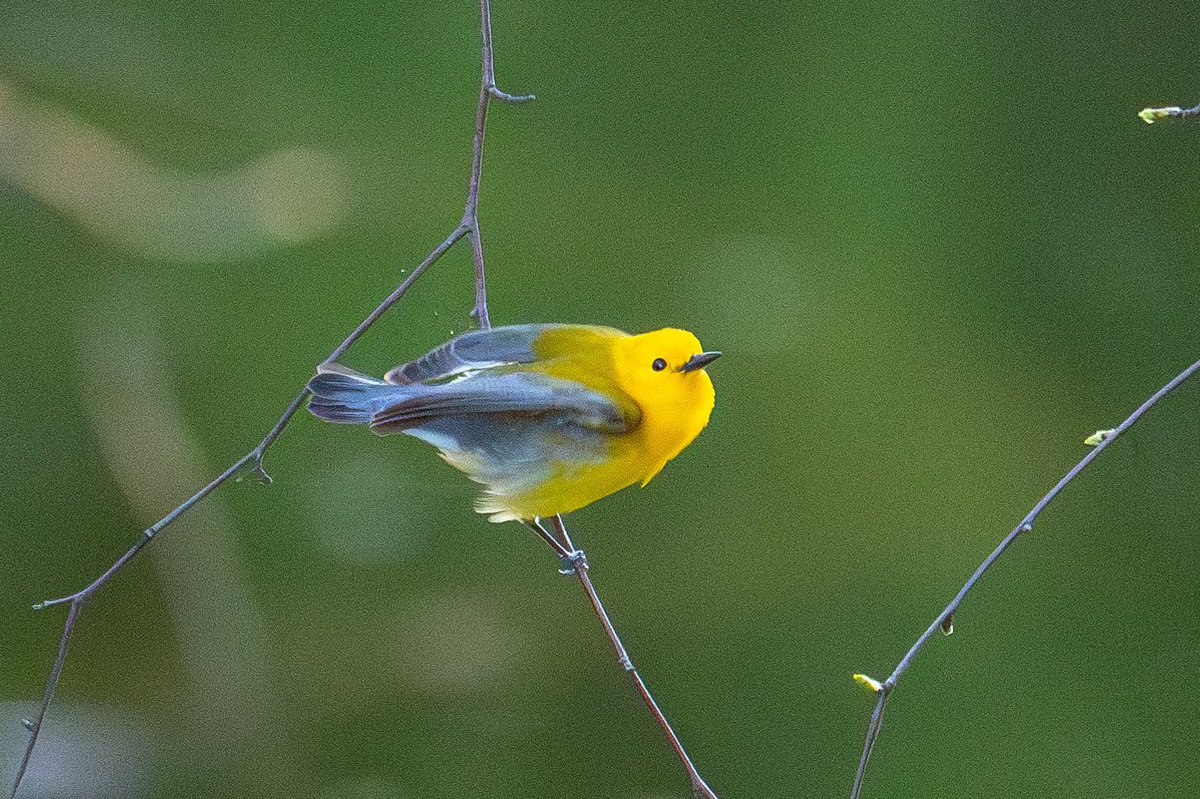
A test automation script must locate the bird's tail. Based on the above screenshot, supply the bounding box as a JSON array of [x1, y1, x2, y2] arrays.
[[307, 362, 405, 424]]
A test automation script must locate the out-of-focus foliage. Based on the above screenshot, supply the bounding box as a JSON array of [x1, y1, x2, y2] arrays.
[[2, 3, 1199, 798]]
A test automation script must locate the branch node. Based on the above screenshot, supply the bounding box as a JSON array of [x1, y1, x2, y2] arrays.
[[558, 549, 589, 576], [488, 85, 536, 103], [1018, 522, 1033, 535], [1139, 106, 1182, 124], [19, 718, 34, 732], [1138, 105, 1185, 124], [1138, 103, 1200, 124], [236, 455, 273, 486], [852, 673, 884, 694], [939, 613, 954, 636], [1084, 428, 1116, 446], [32, 595, 73, 612]]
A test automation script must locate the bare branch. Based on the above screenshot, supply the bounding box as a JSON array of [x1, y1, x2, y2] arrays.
[[9, 4, 528, 796], [848, 356, 1200, 799], [530, 516, 721, 799], [488, 85, 536, 103], [466, 0, 534, 329], [1138, 103, 1200, 124]]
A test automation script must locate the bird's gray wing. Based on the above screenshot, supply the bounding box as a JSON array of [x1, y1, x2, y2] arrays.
[[384, 324, 559, 385], [370, 373, 641, 502], [369, 372, 638, 435]]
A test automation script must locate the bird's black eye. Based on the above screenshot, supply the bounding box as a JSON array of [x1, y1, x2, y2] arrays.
[[651, 358, 667, 372]]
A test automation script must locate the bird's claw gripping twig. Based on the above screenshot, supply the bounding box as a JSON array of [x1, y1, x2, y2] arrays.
[[558, 549, 588, 576]]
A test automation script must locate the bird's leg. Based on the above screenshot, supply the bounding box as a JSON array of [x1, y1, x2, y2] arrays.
[[525, 517, 587, 575], [526, 517, 568, 558], [538, 514, 720, 799], [556, 548, 588, 576]]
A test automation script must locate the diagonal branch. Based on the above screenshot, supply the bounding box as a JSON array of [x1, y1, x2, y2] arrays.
[[530, 516, 720, 799], [9, 4, 532, 797], [848, 356, 1200, 799]]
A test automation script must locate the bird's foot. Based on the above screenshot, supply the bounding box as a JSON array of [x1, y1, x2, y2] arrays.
[[558, 549, 588, 576]]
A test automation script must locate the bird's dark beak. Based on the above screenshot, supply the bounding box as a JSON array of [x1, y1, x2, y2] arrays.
[[678, 351, 722, 373]]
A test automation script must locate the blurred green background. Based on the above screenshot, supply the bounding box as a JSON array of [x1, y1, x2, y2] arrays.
[[3, 2, 1199, 797]]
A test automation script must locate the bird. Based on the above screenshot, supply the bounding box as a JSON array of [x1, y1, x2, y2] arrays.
[[306, 323, 720, 523]]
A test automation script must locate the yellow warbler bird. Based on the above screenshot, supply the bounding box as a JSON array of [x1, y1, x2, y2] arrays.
[[306, 324, 719, 522]]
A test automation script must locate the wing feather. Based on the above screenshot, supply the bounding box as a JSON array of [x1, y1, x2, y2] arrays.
[[369, 372, 637, 434], [384, 325, 553, 385]]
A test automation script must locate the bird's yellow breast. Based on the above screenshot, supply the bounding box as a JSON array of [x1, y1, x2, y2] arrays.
[[487, 326, 715, 521]]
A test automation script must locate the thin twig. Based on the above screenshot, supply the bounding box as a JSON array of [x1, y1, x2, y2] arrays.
[[467, 0, 532, 328], [1138, 102, 1200, 124], [10, 4, 531, 796], [848, 357, 1200, 799], [536, 515, 720, 799]]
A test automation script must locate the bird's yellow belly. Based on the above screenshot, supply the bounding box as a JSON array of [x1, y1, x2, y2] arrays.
[[468, 406, 708, 523], [499, 451, 647, 521]]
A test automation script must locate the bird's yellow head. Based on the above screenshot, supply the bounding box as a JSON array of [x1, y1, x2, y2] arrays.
[[619, 328, 721, 386], [614, 328, 719, 475]]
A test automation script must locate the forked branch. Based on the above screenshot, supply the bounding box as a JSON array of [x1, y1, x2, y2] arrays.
[[848, 356, 1200, 798], [9, 3, 531, 796]]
